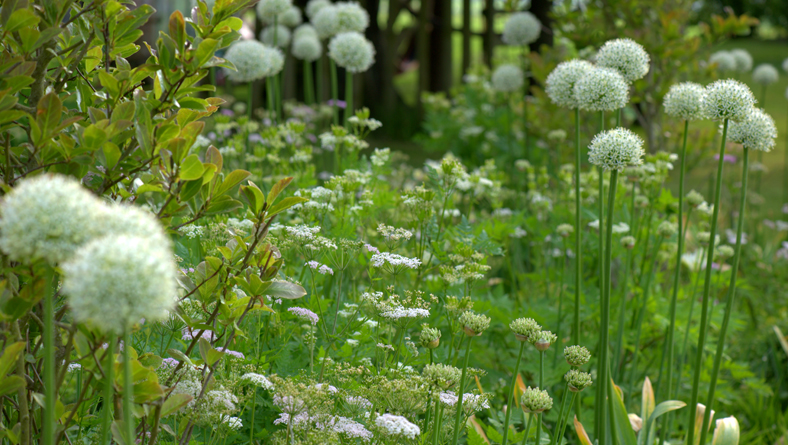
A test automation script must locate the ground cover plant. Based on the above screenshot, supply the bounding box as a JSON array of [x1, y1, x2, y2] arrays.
[[0, 1, 787, 445]]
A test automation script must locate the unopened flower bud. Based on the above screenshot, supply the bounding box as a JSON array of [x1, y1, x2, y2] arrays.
[[565, 369, 593, 392], [564, 345, 591, 367], [460, 311, 491, 336], [510, 317, 541, 342], [533, 330, 557, 351], [520, 387, 552, 413], [621, 236, 636, 249]]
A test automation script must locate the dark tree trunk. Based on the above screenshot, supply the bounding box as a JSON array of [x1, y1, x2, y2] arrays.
[[529, 0, 554, 49], [428, 0, 452, 93]]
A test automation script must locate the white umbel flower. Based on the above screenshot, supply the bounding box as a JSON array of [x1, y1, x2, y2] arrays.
[[753, 64, 779, 85], [374, 414, 420, 439], [224, 40, 284, 82], [312, 5, 339, 39], [294, 24, 318, 40], [702, 79, 755, 122], [545, 59, 594, 109], [328, 32, 375, 73], [491, 64, 524, 92], [595, 38, 650, 83], [574, 67, 629, 112], [241, 373, 275, 390], [588, 128, 645, 172], [728, 108, 778, 152], [663, 82, 706, 121], [730, 49, 753, 72], [334, 2, 369, 33], [501, 12, 541, 46], [63, 235, 178, 334], [260, 25, 292, 48], [0, 174, 104, 264], [709, 51, 736, 72], [257, 0, 292, 20], [292, 36, 322, 61]]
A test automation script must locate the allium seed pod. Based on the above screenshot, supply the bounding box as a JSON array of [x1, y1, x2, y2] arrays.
[[701, 79, 755, 122], [533, 330, 557, 351], [292, 36, 322, 61], [501, 11, 541, 46], [328, 32, 375, 73], [565, 369, 593, 392], [419, 326, 442, 349], [260, 25, 292, 48], [334, 2, 369, 33], [621, 235, 636, 249], [459, 310, 491, 336], [728, 108, 778, 152], [491, 64, 524, 93], [730, 49, 753, 72], [312, 5, 339, 39], [595, 38, 650, 83], [564, 345, 591, 367], [510, 317, 541, 342], [574, 67, 629, 112], [224, 41, 284, 82], [520, 387, 552, 413], [709, 51, 736, 72], [663, 82, 706, 121], [256, 0, 292, 20], [685, 190, 705, 207], [294, 24, 318, 40], [657, 220, 678, 238], [556, 223, 574, 238], [588, 128, 645, 172], [545, 59, 594, 109], [752, 64, 779, 85], [306, 0, 331, 19]]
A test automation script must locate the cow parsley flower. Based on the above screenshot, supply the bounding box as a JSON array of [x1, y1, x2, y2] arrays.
[[595, 38, 650, 83], [306, 0, 331, 18], [753, 64, 779, 85], [728, 108, 778, 152], [501, 11, 541, 46], [545, 59, 594, 109], [328, 32, 375, 73], [288, 307, 319, 325], [588, 128, 645, 172], [574, 67, 629, 112], [63, 235, 177, 334], [260, 25, 291, 48], [222, 416, 243, 430], [702, 79, 755, 122], [292, 36, 322, 61], [257, 0, 292, 19], [370, 252, 421, 269], [380, 306, 430, 320], [241, 373, 275, 390], [0, 174, 104, 264], [224, 41, 283, 82], [491, 64, 524, 92], [333, 417, 373, 441], [730, 49, 753, 72], [708, 50, 736, 72], [374, 414, 420, 439], [663, 82, 706, 121]]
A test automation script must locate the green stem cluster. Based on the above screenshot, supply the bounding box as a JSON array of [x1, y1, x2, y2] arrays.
[[450, 338, 473, 445], [501, 341, 527, 445]]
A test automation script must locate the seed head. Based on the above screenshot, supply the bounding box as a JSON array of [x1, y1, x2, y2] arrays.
[[328, 32, 375, 73], [574, 67, 629, 112], [501, 12, 541, 46], [685, 190, 705, 207], [588, 128, 645, 172], [520, 387, 552, 413], [730, 49, 753, 72], [596, 38, 650, 83], [564, 345, 591, 367], [292, 36, 322, 61], [545, 59, 594, 109], [709, 51, 736, 72], [256, 0, 292, 20], [460, 310, 491, 336], [224, 41, 284, 82], [565, 369, 593, 392], [752, 64, 779, 85], [419, 325, 442, 349], [510, 317, 541, 342], [728, 108, 778, 152], [702, 79, 756, 122], [657, 220, 678, 238], [260, 25, 291, 48], [663, 82, 706, 121], [621, 235, 636, 249], [491, 64, 524, 93]]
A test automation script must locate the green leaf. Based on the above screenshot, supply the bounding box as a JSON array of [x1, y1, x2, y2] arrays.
[[267, 196, 308, 217], [6, 9, 39, 33], [205, 196, 242, 215], [112, 101, 136, 123], [609, 379, 638, 445], [98, 71, 120, 99], [0, 110, 27, 125], [638, 377, 655, 445], [0, 343, 25, 377], [179, 179, 203, 202], [179, 154, 205, 181], [240, 182, 265, 214], [166, 349, 193, 366], [102, 142, 121, 169], [265, 281, 306, 300], [0, 376, 26, 397], [36, 92, 62, 138], [645, 400, 687, 445], [194, 38, 219, 68], [168, 10, 186, 52], [215, 169, 250, 197], [82, 125, 108, 152], [266, 176, 293, 206], [205, 145, 223, 172], [161, 393, 193, 418]]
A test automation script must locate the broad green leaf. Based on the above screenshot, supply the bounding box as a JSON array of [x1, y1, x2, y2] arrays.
[[179, 154, 205, 181], [194, 38, 219, 68], [0, 110, 27, 125], [0, 342, 25, 377], [6, 9, 39, 33], [265, 281, 306, 300], [167, 349, 193, 366], [645, 400, 686, 445], [205, 145, 223, 172], [0, 376, 26, 397], [266, 176, 293, 205], [133, 380, 164, 403], [638, 377, 655, 445], [215, 169, 250, 197], [82, 125, 108, 152], [102, 142, 121, 169], [240, 182, 265, 214], [161, 393, 193, 418], [36, 92, 62, 138], [179, 179, 203, 202], [609, 379, 638, 445], [267, 196, 308, 217], [205, 196, 243, 215]]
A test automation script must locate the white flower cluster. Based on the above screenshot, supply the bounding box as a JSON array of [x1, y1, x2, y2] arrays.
[[380, 306, 430, 320], [312, 5, 340, 39], [306, 0, 331, 19], [709, 51, 736, 72], [663, 82, 706, 121], [491, 64, 524, 93], [262, 5, 303, 26], [332, 416, 373, 441], [702, 79, 756, 122], [286, 224, 322, 241], [374, 413, 420, 439], [181, 224, 204, 239], [753, 63, 779, 85], [334, 2, 370, 32], [307, 260, 334, 274], [595, 38, 650, 83], [588, 128, 645, 172], [370, 252, 421, 269], [370, 147, 390, 166], [728, 108, 778, 152], [501, 11, 541, 46], [224, 40, 284, 82], [288, 307, 320, 325], [328, 32, 375, 73], [730, 49, 753, 72], [256, 0, 292, 19], [438, 391, 491, 412], [222, 415, 243, 430], [545, 59, 594, 109], [292, 34, 322, 61], [348, 116, 383, 131], [377, 224, 412, 242], [260, 25, 291, 48], [241, 373, 275, 390], [574, 67, 629, 112]]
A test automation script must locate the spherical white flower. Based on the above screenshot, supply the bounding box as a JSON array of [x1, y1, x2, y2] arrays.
[[752, 64, 779, 85], [374, 414, 420, 439], [702, 79, 756, 122], [574, 67, 629, 112], [334, 2, 369, 33], [306, 0, 331, 19], [312, 5, 339, 39], [63, 235, 178, 334], [595, 38, 650, 83], [491, 64, 524, 92], [292, 36, 322, 61], [257, 0, 292, 20], [262, 5, 302, 27], [663, 82, 706, 121], [224, 40, 283, 82], [709, 50, 736, 72], [501, 12, 541, 46], [0, 174, 105, 264], [728, 108, 778, 152], [328, 32, 375, 73], [783, 58, 788, 74], [588, 128, 645, 172], [545, 59, 594, 109], [729, 49, 753, 72], [294, 23, 318, 40], [260, 25, 291, 48]]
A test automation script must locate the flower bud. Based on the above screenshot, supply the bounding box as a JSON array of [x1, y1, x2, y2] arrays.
[[556, 223, 574, 238], [564, 345, 591, 367], [419, 325, 442, 349], [459, 311, 491, 336], [533, 330, 557, 351], [520, 387, 552, 413], [510, 317, 541, 342], [565, 369, 593, 392], [711, 416, 740, 445], [686, 190, 705, 207], [657, 220, 678, 238], [621, 236, 636, 249]]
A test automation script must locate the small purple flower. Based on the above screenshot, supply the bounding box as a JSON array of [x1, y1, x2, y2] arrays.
[[714, 154, 737, 164], [249, 133, 263, 143], [223, 129, 232, 137], [208, 131, 217, 140], [217, 347, 245, 359], [288, 307, 319, 325], [307, 134, 318, 143], [327, 99, 347, 109], [364, 243, 379, 254], [159, 357, 180, 368], [221, 109, 235, 117]]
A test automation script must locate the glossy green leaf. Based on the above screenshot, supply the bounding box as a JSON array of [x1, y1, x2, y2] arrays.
[[180, 154, 205, 181], [161, 393, 193, 418], [215, 169, 250, 197], [609, 379, 638, 445], [6, 9, 39, 33], [266, 176, 293, 205], [267, 196, 308, 217], [645, 400, 687, 445], [265, 281, 306, 300]]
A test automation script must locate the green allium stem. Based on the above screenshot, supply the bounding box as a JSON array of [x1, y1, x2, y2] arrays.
[[317, 55, 325, 103], [304, 60, 314, 105], [698, 147, 750, 445], [250, 386, 257, 444], [535, 350, 545, 445], [330, 58, 339, 126], [572, 107, 582, 349], [553, 249, 567, 367], [674, 244, 705, 399], [501, 341, 527, 445], [523, 75, 530, 162], [345, 71, 353, 126], [550, 384, 570, 445], [450, 337, 474, 445], [684, 118, 729, 445], [100, 336, 115, 445], [266, 77, 275, 122], [521, 412, 534, 445], [43, 269, 56, 445], [595, 113, 606, 438], [628, 236, 664, 387], [247, 81, 254, 122], [613, 180, 637, 379], [123, 328, 134, 444], [784, 106, 788, 204], [432, 398, 443, 445]]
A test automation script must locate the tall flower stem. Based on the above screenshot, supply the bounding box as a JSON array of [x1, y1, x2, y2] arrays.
[[249, 387, 257, 444], [501, 341, 527, 445], [316, 55, 325, 104], [247, 81, 254, 122], [613, 180, 636, 378], [304, 60, 315, 105], [553, 251, 567, 367], [784, 107, 788, 204], [450, 338, 474, 445], [344, 71, 353, 126], [594, 110, 605, 438], [523, 74, 530, 162], [627, 236, 664, 387], [557, 392, 579, 441], [273, 16, 282, 121], [43, 269, 56, 445], [123, 328, 134, 444], [329, 59, 339, 126], [432, 399, 443, 445], [674, 244, 705, 398], [535, 350, 546, 445], [550, 384, 570, 445], [100, 336, 115, 445], [572, 107, 582, 348], [266, 77, 275, 122], [698, 147, 750, 445], [684, 118, 729, 445], [520, 413, 534, 445]]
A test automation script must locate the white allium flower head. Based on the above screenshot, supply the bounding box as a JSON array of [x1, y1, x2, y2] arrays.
[[260, 25, 292, 48], [312, 5, 339, 39], [501, 12, 541, 46], [294, 23, 318, 40], [574, 66, 629, 112], [224, 40, 283, 82], [729, 49, 753, 72], [292, 36, 322, 61], [545, 59, 594, 109], [728, 108, 778, 152], [588, 128, 645, 172], [702, 79, 755, 122], [0, 174, 104, 264], [752, 64, 779, 85], [709, 51, 736, 72], [663, 82, 706, 121], [595, 38, 650, 83], [491, 64, 524, 92], [94, 203, 170, 245], [334, 2, 370, 33], [306, 0, 331, 19], [375, 414, 420, 439], [257, 0, 292, 20], [783, 57, 788, 73], [63, 235, 177, 334], [328, 32, 375, 73], [267, 6, 303, 27]]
